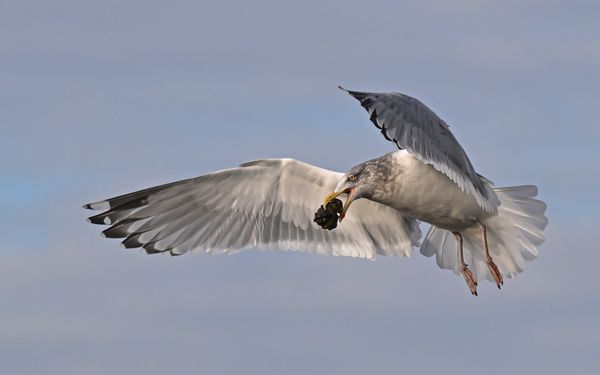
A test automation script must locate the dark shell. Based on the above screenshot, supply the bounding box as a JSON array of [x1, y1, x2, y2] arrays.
[[313, 198, 344, 230]]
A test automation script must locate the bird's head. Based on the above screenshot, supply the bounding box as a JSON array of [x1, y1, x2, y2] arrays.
[[323, 161, 379, 222]]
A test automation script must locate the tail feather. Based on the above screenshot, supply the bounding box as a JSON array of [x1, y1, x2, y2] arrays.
[[420, 185, 548, 283]]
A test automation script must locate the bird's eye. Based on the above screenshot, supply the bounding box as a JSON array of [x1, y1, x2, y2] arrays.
[[348, 175, 357, 182]]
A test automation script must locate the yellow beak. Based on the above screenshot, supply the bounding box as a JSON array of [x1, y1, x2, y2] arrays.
[[323, 188, 355, 222], [323, 189, 348, 206]]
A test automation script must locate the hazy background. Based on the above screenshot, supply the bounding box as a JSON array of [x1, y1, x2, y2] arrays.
[[1, 1, 599, 374]]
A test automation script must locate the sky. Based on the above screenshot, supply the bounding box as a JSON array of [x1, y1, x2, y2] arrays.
[[1, 0, 599, 374]]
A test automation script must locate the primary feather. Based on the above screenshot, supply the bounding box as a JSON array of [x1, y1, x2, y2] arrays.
[[85, 159, 421, 258]]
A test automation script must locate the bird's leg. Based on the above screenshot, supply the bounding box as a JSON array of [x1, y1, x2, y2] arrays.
[[454, 232, 478, 296], [480, 223, 503, 289]]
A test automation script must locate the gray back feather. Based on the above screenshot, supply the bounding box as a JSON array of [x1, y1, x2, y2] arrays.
[[340, 87, 499, 212]]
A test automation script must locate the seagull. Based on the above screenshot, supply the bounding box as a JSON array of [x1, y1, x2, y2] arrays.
[[84, 87, 547, 295]]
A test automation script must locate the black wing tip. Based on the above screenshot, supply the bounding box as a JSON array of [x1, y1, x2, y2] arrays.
[[102, 228, 127, 239], [337, 85, 360, 97], [101, 218, 138, 239], [83, 200, 111, 211], [338, 86, 371, 103], [87, 215, 106, 225], [121, 233, 144, 249], [143, 241, 172, 255]]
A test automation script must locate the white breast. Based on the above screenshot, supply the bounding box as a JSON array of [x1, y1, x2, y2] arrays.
[[376, 150, 491, 231]]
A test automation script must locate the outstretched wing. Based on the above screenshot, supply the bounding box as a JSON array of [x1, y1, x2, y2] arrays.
[[340, 87, 499, 213], [84, 159, 421, 258]]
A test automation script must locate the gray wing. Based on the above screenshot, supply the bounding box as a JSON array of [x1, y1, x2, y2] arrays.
[[341, 87, 499, 213], [84, 159, 421, 258]]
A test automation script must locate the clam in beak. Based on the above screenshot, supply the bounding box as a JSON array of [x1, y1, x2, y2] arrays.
[[323, 188, 355, 222]]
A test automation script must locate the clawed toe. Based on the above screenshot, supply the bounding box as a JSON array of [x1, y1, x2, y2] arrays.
[[461, 265, 478, 296], [480, 223, 504, 291], [487, 259, 504, 289], [454, 232, 478, 296]]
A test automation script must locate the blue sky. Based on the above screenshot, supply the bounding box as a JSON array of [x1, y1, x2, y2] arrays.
[[1, 1, 599, 374]]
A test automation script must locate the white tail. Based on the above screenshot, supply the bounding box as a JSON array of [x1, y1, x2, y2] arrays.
[[420, 185, 548, 283]]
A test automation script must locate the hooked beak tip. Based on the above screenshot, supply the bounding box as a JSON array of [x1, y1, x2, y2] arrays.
[[340, 190, 355, 222], [323, 188, 350, 206], [323, 188, 355, 222]]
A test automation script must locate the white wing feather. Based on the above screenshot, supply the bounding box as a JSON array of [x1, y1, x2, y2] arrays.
[[85, 159, 421, 258]]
